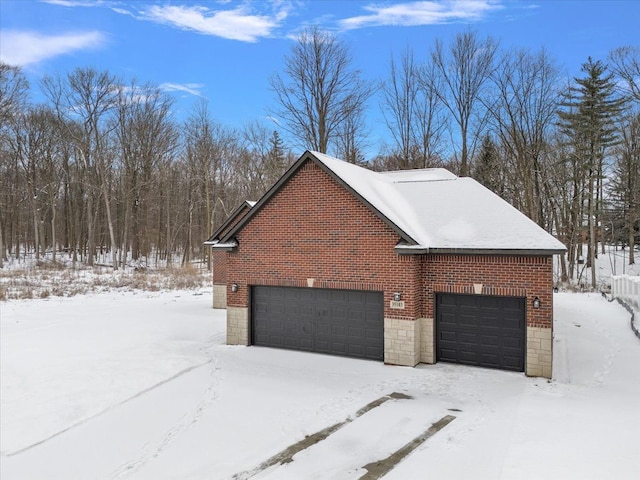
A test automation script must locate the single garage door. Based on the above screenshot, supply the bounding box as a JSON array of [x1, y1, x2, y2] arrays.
[[252, 286, 384, 361], [436, 294, 525, 372]]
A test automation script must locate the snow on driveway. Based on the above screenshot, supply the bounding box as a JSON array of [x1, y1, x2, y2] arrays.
[[1, 290, 639, 479]]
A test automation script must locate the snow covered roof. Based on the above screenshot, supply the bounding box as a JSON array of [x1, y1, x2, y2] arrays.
[[379, 168, 457, 182], [222, 151, 566, 255]]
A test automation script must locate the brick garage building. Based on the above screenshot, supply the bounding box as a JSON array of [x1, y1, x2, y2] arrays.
[[206, 200, 255, 309], [209, 151, 565, 378]]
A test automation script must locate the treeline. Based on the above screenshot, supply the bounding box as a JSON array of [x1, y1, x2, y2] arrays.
[[0, 29, 638, 288], [0, 66, 293, 270]]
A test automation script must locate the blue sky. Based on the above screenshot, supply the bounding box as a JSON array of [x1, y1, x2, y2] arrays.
[[1, 0, 638, 155]]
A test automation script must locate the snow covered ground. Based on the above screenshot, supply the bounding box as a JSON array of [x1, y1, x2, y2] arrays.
[[555, 245, 639, 290], [1, 289, 639, 479]]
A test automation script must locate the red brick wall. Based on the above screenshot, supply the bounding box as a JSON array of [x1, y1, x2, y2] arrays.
[[225, 157, 554, 330], [424, 254, 553, 328], [212, 249, 227, 285], [212, 204, 251, 285], [226, 160, 421, 320]]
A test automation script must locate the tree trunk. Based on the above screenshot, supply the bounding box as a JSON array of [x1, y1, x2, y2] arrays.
[[31, 200, 40, 261], [588, 172, 596, 289], [0, 218, 4, 268], [98, 163, 118, 271], [86, 188, 95, 266], [629, 202, 636, 265]]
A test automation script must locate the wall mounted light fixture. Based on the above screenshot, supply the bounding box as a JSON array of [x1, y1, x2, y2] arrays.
[[532, 296, 541, 308], [231, 283, 239, 293], [393, 292, 402, 302]]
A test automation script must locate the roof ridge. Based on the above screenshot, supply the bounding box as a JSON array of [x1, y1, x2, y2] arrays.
[[392, 178, 458, 184]]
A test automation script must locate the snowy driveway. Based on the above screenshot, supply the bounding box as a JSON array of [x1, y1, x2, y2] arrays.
[[1, 291, 639, 479]]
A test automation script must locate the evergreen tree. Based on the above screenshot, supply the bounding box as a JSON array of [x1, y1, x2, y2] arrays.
[[265, 130, 286, 186], [609, 112, 640, 264], [473, 134, 503, 195], [558, 57, 627, 287]]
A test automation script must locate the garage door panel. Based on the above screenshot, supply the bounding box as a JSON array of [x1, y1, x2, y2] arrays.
[[252, 286, 383, 361], [480, 334, 499, 345], [503, 335, 523, 347], [502, 297, 523, 309], [439, 331, 457, 342], [437, 294, 525, 372], [365, 327, 380, 339], [459, 332, 479, 344]]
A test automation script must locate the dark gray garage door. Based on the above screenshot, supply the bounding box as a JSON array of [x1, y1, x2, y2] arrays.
[[436, 294, 525, 372], [252, 286, 384, 361]]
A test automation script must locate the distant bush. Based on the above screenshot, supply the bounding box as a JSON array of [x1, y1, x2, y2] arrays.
[[0, 261, 209, 301]]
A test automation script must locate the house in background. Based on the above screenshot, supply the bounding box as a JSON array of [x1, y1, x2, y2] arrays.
[[208, 151, 566, 378]]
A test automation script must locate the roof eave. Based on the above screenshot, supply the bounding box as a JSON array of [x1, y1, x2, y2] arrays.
[[427, 247, 567, 256], [395, 245, 429, 255], [211, 241, 238, 252], [395, 243, 566, 256]]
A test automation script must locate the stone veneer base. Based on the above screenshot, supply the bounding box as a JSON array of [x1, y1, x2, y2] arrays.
[[418, 318, 434, 364], [384, 318, 419, 366], [526, 326, 552, 379], [227, 306, 249, 345], [213, 284, 227, 309]]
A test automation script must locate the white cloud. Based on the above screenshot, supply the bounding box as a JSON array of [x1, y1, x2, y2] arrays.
[[140, 4, 287, 42], [159, 82, 205, 97], [339, 0, 503, 30], [43, 0, 108, 6], [0, 30, 106, 66]]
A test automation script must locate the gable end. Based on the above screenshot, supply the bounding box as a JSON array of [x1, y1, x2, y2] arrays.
[[220, 151, 417, 245]]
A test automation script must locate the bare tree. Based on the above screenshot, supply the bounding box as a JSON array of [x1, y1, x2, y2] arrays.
[[415, 59, 447, 168], [8, 106, 63, 261], [242, 121, 292, 193], [0, 63, 29, 267], [380, 48, 446, 170], [334, 95, 368, 164], [269, 26, 373, 154], [183, 101, 243, 266], [381, 47, 418, 168], [609, 45, 640, 102], [42, 68, 119, 268], [610, 112, 640, 264], [114, 80, 177, 264], [488, 48, 560, 226], [430, 29, 498, 176]]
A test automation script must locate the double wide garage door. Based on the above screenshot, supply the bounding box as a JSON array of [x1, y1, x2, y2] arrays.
[[252, 286, 384, 361], [436, 294, 525, 372]]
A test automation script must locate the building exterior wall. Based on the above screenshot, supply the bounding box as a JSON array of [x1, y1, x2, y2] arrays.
[[423, 254, 554, 377], [212, 249, 228, 308], [211, 204, 252, 308], [223, 158, 556, 378], [212, 249, 228, 285], [225, 160, 422, 365], [212, 284, 227, 309]]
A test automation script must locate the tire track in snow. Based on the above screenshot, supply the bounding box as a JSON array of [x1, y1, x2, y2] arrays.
[[4, 360, 212, 457], [110, 334, 223, 478]]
